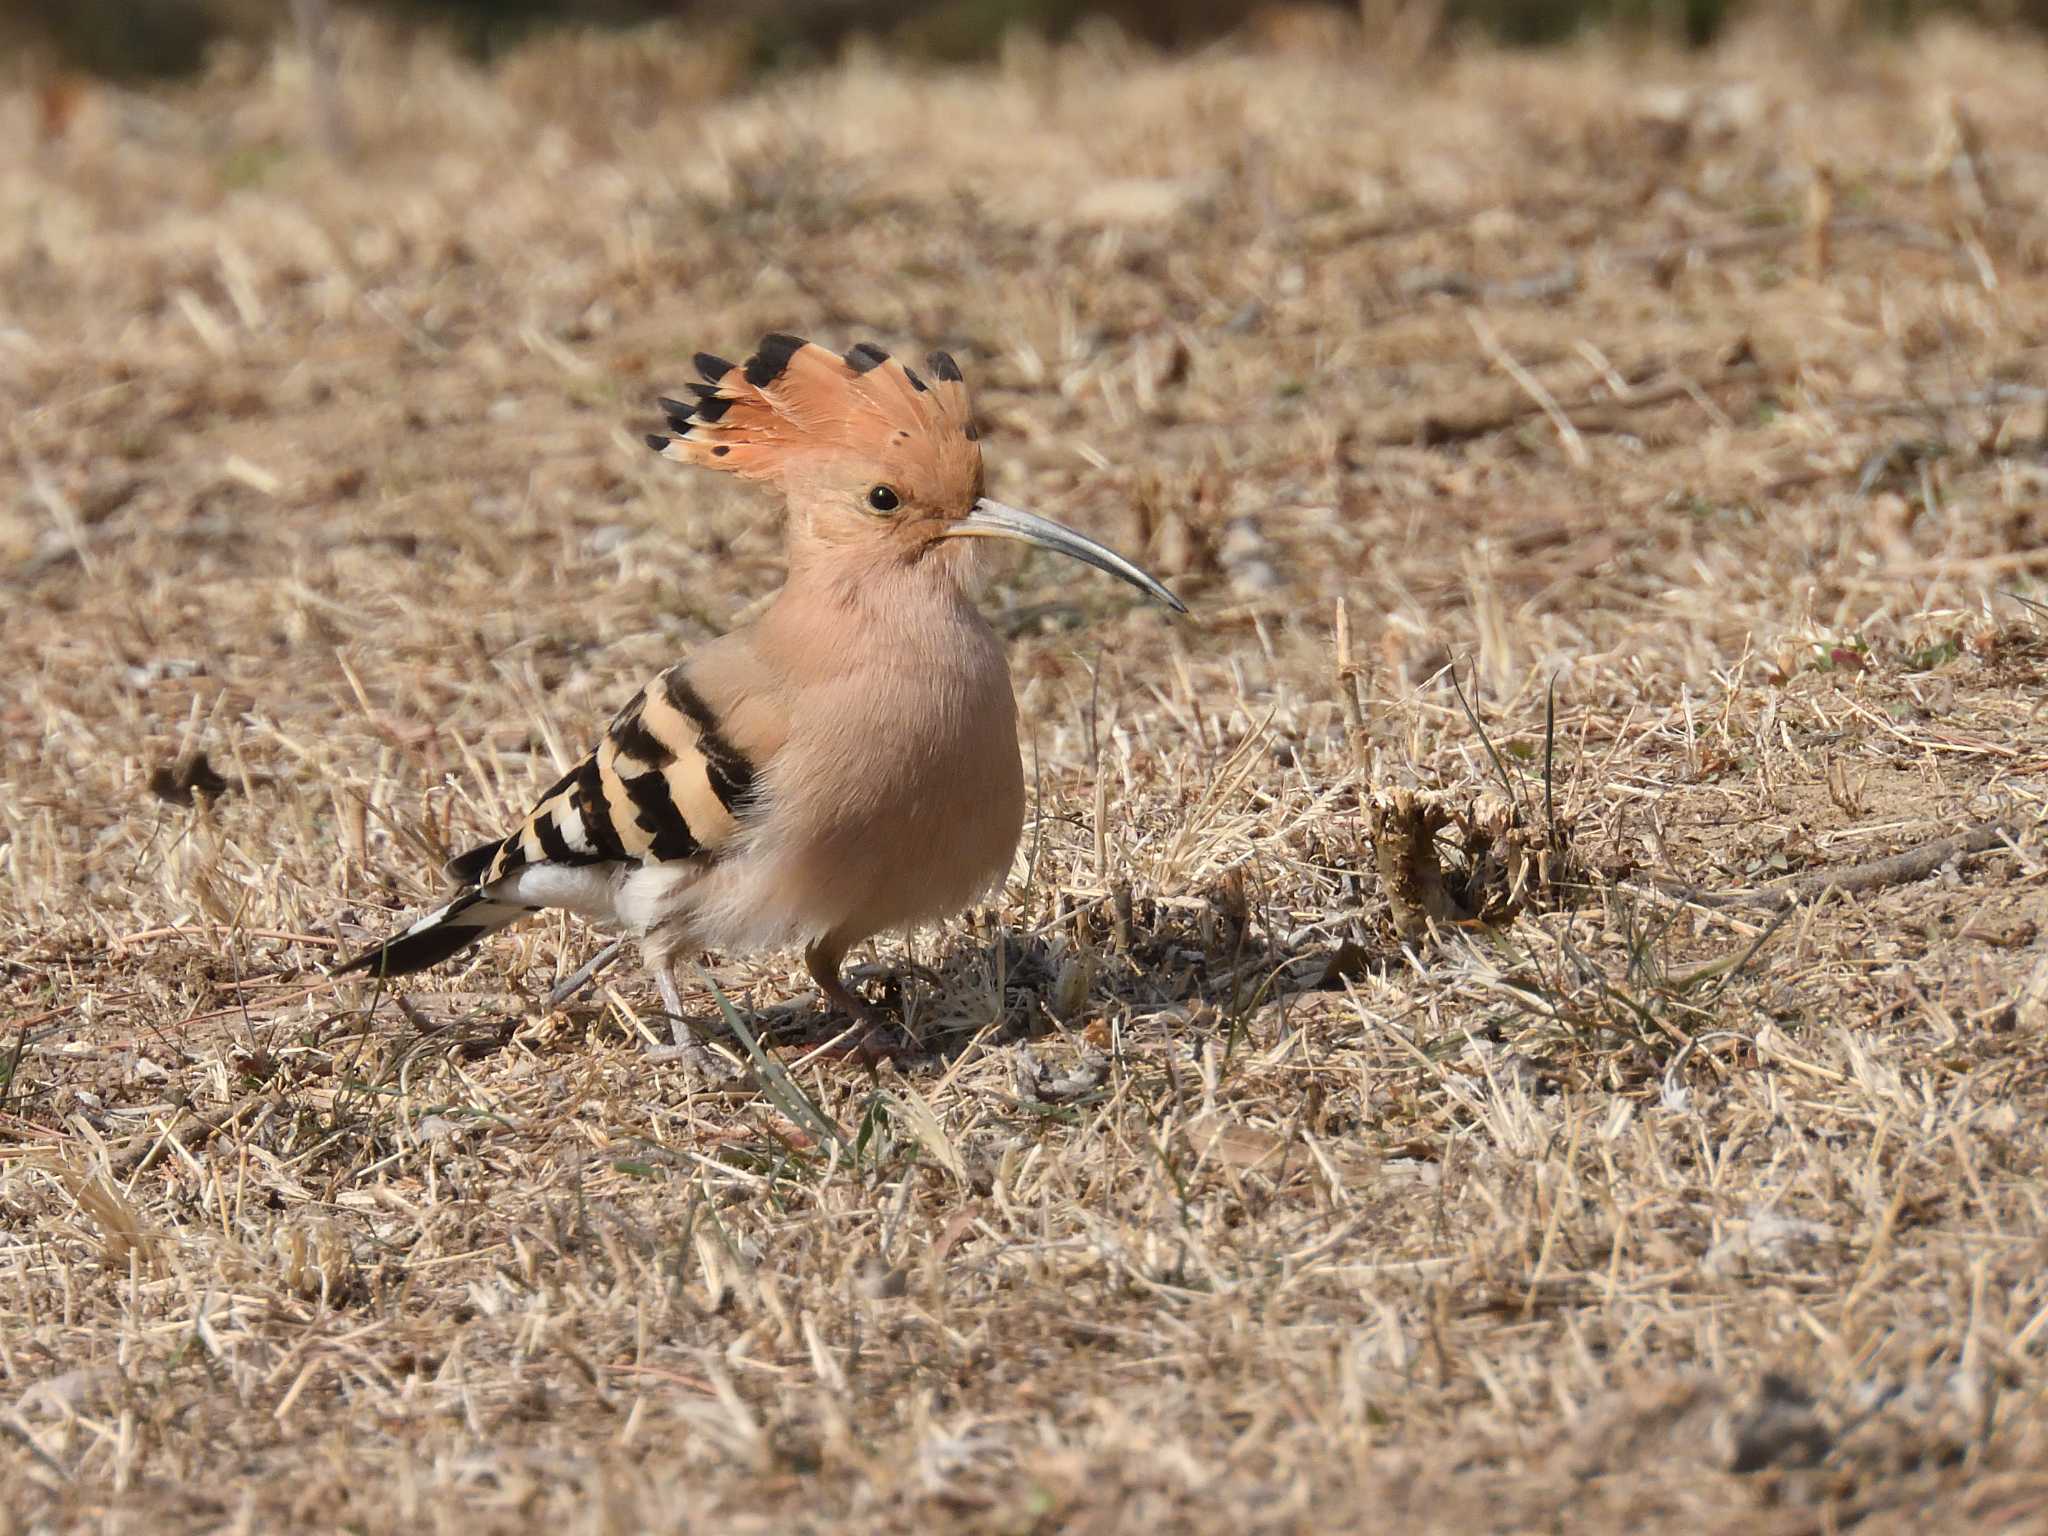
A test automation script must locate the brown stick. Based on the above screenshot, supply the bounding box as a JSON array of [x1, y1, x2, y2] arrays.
[[1385, 360, 1759, 448], [1643, 822, 2016, 911], [111, 925, 341, 952]]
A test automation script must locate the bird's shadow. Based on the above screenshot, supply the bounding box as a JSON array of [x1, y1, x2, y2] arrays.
[[348, 881, 1388, 1074], [741, 881, 1387, 1068]]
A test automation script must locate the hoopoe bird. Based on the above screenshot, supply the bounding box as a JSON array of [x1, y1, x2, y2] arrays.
[[335, 334, 1185, 1055]]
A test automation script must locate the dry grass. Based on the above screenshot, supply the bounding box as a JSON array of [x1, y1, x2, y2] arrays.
[[6, 12, 2048, 1531]]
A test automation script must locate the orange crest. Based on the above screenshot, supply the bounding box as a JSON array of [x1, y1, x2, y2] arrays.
[[648, 334, 983, 511]]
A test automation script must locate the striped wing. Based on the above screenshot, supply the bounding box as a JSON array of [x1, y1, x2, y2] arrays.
[[454, 662, 769, 889], [333, 652, 781, 979]]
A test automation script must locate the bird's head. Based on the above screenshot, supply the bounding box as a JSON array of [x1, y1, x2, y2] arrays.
[[646, 334, 1186, 614]]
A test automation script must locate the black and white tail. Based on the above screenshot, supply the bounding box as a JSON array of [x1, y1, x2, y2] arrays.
[[333, 888, 529, 979]]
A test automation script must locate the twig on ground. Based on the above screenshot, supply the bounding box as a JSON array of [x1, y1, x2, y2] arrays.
[[1468, 312, 1589, 468], [1640, 821, 2018, 911], [1386, 355, 1760, 447], [548, 938, 628, 1008]]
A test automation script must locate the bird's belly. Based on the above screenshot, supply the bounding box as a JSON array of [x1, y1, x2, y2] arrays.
[[843, 746, 1026, 930], [674, 682, 1025, 955], [787, 716, 1023, 942]]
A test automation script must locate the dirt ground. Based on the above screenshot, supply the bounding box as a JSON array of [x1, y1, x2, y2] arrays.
[[5, 12, 2048, 1532]]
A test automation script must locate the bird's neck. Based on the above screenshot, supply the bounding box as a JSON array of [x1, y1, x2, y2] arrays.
[[762, 543, 997, 683]]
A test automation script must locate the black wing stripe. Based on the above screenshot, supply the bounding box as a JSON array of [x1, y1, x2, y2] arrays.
[[489, 837, 530, 882], [575, 757, 627, 860], [447, 838, 504, 887], [620, 769, 701, 861], [533, 810, 575, 863], [609, 705, 675, 771], [661, 668, 758, 813]]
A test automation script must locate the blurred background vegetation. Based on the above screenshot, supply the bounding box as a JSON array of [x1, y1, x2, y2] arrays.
[[7, 0, 2048, 84]]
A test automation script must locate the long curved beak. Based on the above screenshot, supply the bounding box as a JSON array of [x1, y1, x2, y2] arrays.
[[942, 499, 1188, 614]]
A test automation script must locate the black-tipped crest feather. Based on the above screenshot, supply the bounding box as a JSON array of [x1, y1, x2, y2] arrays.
[[745, 333, 806, 387]]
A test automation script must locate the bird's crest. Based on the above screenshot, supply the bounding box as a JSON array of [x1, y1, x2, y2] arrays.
[[647, 333, 981, 501]]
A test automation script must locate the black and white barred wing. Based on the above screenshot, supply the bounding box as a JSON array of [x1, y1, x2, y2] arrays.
[[335, 657, 777, 978]]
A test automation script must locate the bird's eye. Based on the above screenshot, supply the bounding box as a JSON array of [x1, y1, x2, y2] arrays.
[[866, 484, 901, 514]]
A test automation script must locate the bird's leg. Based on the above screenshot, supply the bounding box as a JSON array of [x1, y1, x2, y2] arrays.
[[805, 938, 911, 1060], [803, 937, 869, 1021], [546, 938, 628, 1009], [648, 965, 732, 1077], [656, 968, 687, 1032]]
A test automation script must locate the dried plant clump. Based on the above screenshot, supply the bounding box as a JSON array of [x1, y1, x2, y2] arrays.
[[1369, 783, 1577, 939]]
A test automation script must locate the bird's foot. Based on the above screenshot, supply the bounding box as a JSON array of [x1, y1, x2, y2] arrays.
[[803, 942, 919, 1064], [641, 1032, 745, 1081], [647, 968, 746, 1081]]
